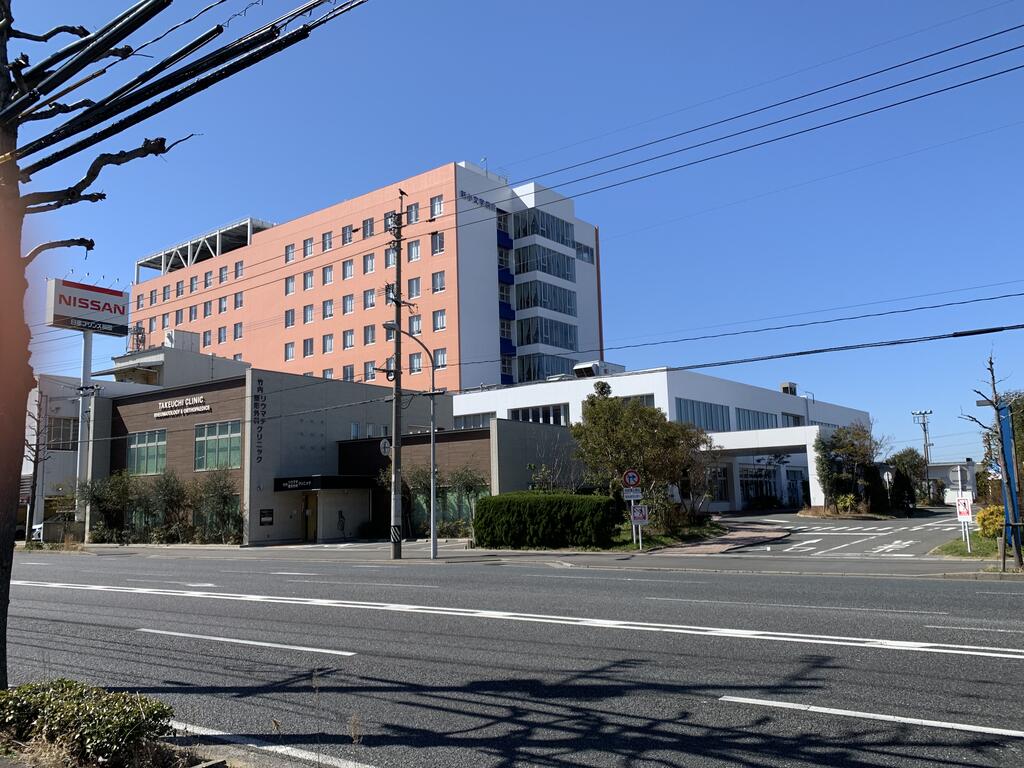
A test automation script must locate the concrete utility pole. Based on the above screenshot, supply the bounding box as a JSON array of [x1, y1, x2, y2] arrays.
[[389, 191, 407, 560], [912, 410, 933, 463]]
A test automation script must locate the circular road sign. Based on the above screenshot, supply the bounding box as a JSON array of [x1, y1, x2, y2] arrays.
[[380, 438, 392, 457], [622, 469, 641, 488]]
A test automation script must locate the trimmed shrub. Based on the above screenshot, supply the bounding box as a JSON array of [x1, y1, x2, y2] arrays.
[[474, 493, 618, 549], [0, 679, 172, 766], [976, 505, 1004, 539]]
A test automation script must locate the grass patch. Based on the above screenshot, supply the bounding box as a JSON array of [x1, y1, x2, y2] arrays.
[[932, 532, 998, 558], [606, 521, 725, 551]]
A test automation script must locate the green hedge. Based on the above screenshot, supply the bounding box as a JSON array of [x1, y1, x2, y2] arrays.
[[0, 679, 172, 766], [474, 493, 619, 549]]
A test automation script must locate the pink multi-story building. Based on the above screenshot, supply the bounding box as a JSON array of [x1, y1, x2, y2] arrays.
[[130, 161, 603, 392]]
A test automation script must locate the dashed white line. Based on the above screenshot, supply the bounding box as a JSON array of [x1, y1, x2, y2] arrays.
[[926, 625, 1024, 635], [813, 537, 875, 556], [646, 597, 947, 615], [136, 629, 356, 657], [720, 696, 1024, 738], [126, 579, 216, 587], [286, 579, 439, 589]]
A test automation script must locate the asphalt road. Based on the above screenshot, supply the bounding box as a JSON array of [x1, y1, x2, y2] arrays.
[[9, 546, 1023, 767]]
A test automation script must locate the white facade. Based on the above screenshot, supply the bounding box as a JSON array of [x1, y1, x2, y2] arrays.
[[453, 162, 602, 387], [453, 367, 870, 510]]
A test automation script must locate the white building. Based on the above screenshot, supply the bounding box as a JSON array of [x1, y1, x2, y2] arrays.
[[453, 365, 870, 510]]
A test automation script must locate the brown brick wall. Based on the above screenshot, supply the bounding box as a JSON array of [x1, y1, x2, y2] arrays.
[[110, 378, 246, 487]]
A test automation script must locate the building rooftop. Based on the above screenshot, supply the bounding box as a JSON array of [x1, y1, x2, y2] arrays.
[[135, 217, 275, 277]]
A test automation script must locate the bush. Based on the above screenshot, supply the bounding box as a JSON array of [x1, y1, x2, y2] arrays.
[[0, 679, 172, 766], [976, 505, 1004, 539], [474, 493, 618, 549], [836, 493, 857, 514], [437, 519, 472, 538], [87, 523, 116, 544]]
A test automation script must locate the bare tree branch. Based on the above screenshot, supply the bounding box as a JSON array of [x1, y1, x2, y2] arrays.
[[20, 98, 94, 123], [21, 135, 194, 212], [22, 238, 95, 266], [10, 25, 89, 43]]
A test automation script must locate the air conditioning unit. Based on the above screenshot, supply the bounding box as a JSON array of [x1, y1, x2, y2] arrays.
[[573, 360, 626, 378]]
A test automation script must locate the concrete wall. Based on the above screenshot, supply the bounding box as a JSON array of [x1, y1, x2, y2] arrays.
[[490, 419, 581, 494]]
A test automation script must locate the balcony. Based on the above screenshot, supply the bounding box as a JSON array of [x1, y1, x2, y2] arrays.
[[498, 301, 515, 321], [498, 266, 515, 285]]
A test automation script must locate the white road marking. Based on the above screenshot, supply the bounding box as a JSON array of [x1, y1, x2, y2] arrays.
[[126, 579, 217, 587], [645, 597, 947, 615], [813, 537, 875, 555], [783, 538, 821, 552], [14, 580, 1024, 660], [286, 579, 439, 589], [136, 629, 356, 656], [719, 696, 1024, 738], [169, 720, 376, 768], [977, 591, 1024, 596], [271, 572, 320, 576], [869, 540, 917, 554], [926, 625, 1024, 635], [18, 562, 46, 565], [534, 574, 709, 584]]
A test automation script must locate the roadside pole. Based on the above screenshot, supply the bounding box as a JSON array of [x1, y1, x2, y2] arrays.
[[75, 330, 92, 535], [622, 469, 641, 549]]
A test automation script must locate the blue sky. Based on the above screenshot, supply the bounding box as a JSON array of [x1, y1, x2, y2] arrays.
[[17, 0, 1024, 460]]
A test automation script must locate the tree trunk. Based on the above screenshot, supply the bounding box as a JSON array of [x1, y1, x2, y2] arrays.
[[1, 1, 32, 689]]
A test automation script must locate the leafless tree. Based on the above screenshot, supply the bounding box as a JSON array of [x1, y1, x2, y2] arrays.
[[0, 0, 369, 687]]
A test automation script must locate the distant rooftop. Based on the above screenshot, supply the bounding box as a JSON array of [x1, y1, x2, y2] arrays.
[[135, 217, 275, 278]]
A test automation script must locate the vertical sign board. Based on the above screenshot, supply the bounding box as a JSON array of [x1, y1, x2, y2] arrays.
[[45, 279, 129, 336], [956, 495, 973, 553]]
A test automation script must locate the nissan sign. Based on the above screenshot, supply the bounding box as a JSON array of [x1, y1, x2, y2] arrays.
[[45, 279, 129, 337]]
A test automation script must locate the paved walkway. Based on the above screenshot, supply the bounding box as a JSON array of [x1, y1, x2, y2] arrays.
[[655, 522, 790, 554]]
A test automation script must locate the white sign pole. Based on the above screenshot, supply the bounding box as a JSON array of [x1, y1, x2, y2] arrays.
[[639, 517, 643, 551], [75, 330, 93, 537], [630, 498, 636, 544], [964, 520, 972, 553]]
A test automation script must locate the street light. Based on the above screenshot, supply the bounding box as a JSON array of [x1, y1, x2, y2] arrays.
[[383, 320, 441, 560]]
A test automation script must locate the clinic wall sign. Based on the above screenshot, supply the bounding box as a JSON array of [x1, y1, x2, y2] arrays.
[[45, 278, 129, 337]]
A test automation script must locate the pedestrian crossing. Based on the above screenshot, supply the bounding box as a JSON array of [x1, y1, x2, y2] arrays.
[[782, 524, 963, 533]]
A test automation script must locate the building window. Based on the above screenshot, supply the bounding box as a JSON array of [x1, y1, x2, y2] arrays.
[[575, 242, 595, 264], [194, 420, 241, 471], [219, 266, 228, 284], [343, 294, 354, 314], [322, 265, 333, 285], [499, 319, 512, 339], [323, 368, 334, 379], [161, 313, 169, 329], [342, 225, 353, 245], [149, 317, 157, 333], [513, 208, 576, 248], [322, 232, 333, 252], [430, 194, 443, 218], [498, 247, 511, 269], [303, 237, 314, 258], [343, 329, 354, 349], [202, 330, 211, 347], [435, 347, 447, 368], [710, 466, 729, 502], [46, 417, 78, 451], [501, 355, 514, 378], [409, 352, 422, 374], [136, 294, 144, 310], [454, 412, 494, 430], [175, 280, 184, 297], [385, 284, 396, 305], [302, 338, 314, 357], [516, 280, 576, 316], [517, 316, 578, 351], [284, 276, 295, 295], [364, 360, 376, 381], [127, 430, 166, 475], [407, 239, 420, 262], [385, 324, 395, 342], [350, 421, 360, 439], [432, 309, 446, 331], [217, 326, 226, 344], [363, 289, 375, 309], [406, 202, 419, 224], [323, 299, 334, 319], [284, 308, 295, 328], [675, 399, 731, 432], [189, 276, 198, 293], [385, 246, 397, 268], [499, 283, 513, 305], [204, 271, 213, 288], [284, 341, 295, 361], [431, 270, 445, 293], [363, 324, 375, 345], [174, 309, 183, 325], [497, 210, 510, 233], [408, 277, 421, 299], [431, 231, 444, 255], [342, 259, 353, 279], [149, 289, 157, 305], [233, 353, 243, 361], [303, 304, 314, 324], [233, 322, 243, 340], [362, 217, 374, 238], [363, 252, 375, 274], [408, 314, 421, 336], [284, 244, 295, 263], [384, 210, 397, 231], [517, 353, 574, 382], [162, 285, 171, 302], [189, 305, 198, 322], [740, 465, 778, 506], [736, 407, 779, 431], [323, 333, 334, 354], [303, 270, 314, 291], [508, 403, 571, 426], [514, 244, 577, 282], [218, 296, 227, 314], [234, 260, 244, 278], [234, 291, 244, 309], [342, 364, 354, 382], [781, 412, 805, 427]]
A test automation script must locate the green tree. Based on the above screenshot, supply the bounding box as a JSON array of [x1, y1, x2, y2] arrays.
[[887, 447, 927, 508], [815, 422, 886, 511], [150, 470, 190, 541], [79, 470, 152, 538], [190, 469, 242, 544]]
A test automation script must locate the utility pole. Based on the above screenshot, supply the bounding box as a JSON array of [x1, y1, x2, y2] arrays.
[[911, 410, 933, 463], [389, 190, 407, 559]]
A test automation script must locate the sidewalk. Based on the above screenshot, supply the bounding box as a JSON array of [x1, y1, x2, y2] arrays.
[[654, 522, 790, 554]]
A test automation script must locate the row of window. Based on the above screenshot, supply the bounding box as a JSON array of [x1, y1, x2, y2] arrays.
[[513, 209, 576, 248], [145, 291, 244, 334], [282, 195, 444, 265], [303, 348, 449, 383], [282, 238, 444, 297], [508, 403, 570, 426], [138, 261, 245, 310], [517, 353, 575, 382], [45, 416, 79, 451], [676, 398, 799, 433], [126, 421, 241, 475], [284, 271, 445, 313], [515, 280, 578, 317], [514, 244, 577, 282], [517, 316, 578, 351]]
